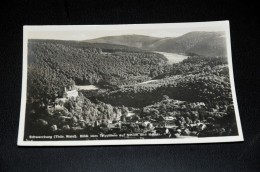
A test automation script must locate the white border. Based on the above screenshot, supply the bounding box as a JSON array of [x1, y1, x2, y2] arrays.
[[17, 21, 244, 146]]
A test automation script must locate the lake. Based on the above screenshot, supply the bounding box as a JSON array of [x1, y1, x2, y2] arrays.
[[155, 51, 188, 64]]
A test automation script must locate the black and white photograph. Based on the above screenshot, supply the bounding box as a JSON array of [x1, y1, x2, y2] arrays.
[[17, 21, 243, 146]]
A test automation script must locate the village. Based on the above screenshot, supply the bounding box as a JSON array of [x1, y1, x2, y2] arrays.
[[39, 85, 224, 140]]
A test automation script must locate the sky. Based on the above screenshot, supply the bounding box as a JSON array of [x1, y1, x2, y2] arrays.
[[26, 22, 227, 40]]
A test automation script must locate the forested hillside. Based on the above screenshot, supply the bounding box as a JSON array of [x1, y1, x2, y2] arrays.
[[25, 36, 238, 140], [87, 32, 227, 57], [87, 35, 161, 49], [27, 39, 168, 99], [151, 32, 227, 57], [97, 56, 232, 108]]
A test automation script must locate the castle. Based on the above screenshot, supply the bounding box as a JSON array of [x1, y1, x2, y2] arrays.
[[63, 86, 78, 99]]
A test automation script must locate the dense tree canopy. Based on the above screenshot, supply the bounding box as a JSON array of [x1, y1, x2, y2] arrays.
[[27, 40, 168, 99], [98, 56, 232, 108], [24, 39, 238, 139]]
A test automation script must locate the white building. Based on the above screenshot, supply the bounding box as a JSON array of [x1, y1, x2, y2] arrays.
[[63, 87, 78, 99]]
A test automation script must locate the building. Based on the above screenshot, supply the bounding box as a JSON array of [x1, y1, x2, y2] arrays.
[[63, 87, 78, 99]]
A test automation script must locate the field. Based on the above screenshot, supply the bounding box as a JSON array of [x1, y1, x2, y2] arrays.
[[75, 85, 99, 90]]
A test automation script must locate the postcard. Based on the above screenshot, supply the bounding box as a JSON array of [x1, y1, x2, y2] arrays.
[[18, 21, 243, 146]]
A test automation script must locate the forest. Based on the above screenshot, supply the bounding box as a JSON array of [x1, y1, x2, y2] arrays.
[[24, 39, 238, 140], [97, 56, 231, 107], [27, 39, 167, 100]]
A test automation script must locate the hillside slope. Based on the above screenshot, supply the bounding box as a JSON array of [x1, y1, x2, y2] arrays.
[[87, 35, 161, 49], [152, 32, 227, 57], [97, 56, 231, 108], [27, 39, 168, 99], [86, 32, 227, 57]]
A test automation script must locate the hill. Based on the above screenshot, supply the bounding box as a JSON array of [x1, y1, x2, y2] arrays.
[[86, 32, 227, 57], [151, 31, 227, 57], [96, 56, 231, 108], [87, 34, 161, 49], [27, 39, 168, 99]]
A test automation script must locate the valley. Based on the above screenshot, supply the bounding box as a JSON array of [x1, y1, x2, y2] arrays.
[[24, 32, 238, 140]]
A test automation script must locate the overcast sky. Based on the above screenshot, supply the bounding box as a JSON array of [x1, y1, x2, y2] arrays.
[[26, 22, 227, 40]]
